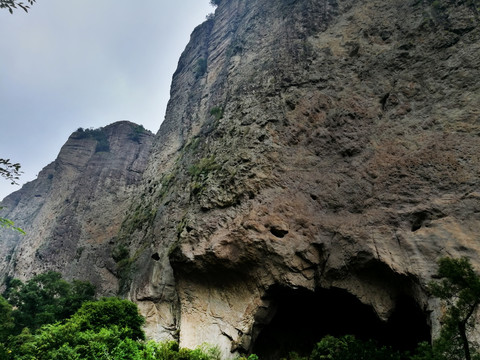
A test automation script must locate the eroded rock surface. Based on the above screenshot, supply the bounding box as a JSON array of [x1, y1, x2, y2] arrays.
[[0, 121, 153, 294], [125, 0, 480, 356], [2, 0, 480, 357]]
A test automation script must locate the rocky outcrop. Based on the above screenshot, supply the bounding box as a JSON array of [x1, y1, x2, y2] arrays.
[[0, 121, 153, 294], [122, 0, 480, 357], [2, 0, 480, 358]]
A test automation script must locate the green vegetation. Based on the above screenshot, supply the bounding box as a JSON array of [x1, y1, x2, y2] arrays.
[[119, 169, 177, 237], [0, 159, 21, 185], [0, 0, 36, 13], [2, 260, 478, 360], [0, 272, 225, 360], [188, 155, 219, 179], [124, 202, 158, 233], [188, 155, 220, 195], [309, 335, 403, 360], [427, 257, 480, 360], [0, 300, 223, 359], [115, 243, 149, 294], [0, 212, 25, 234], [209, 106, 224, 121], [129, 124, 148, 143], [0, 296, 14, 343], [3, 271, 95, 334], [0, 158, 25, 234], [195, 58, 208, 78], [4, 297, 145, 360], [74, 127, 110, 153]]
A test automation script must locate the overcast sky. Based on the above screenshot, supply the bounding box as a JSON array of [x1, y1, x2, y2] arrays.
[[0, 1, 214, 201]]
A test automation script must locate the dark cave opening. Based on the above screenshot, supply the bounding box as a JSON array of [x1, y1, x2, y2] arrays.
[[251, 287, 430, 359]]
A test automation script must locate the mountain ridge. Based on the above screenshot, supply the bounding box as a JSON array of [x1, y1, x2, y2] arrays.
[[2, 0, 480, 357], [0, 121, 154, 294]]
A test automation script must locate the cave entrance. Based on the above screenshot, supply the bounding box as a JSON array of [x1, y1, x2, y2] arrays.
[[251, 287, 430, 359]]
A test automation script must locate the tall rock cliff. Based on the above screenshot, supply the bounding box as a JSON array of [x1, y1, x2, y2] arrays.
[[0, 121, 153, 294], [2, 0, 480, 358]]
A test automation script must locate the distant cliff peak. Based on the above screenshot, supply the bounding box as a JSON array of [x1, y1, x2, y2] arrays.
[[2, 0, 480, 357], [0, 120, 154, 294]]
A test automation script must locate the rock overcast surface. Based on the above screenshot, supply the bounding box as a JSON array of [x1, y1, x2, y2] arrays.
[[1, 0, 480, 357]]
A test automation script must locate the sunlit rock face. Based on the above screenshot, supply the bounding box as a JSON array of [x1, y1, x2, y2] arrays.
[[0, 121, 154, 294], [2, 0, 480, 357]]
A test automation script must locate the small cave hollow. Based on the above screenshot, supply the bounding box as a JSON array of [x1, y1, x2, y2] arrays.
[[411, 211, 430, 232], [251, 287, 430, 359], [270, 226, 289, 238]]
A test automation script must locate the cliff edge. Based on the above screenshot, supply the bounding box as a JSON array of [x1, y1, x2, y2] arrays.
[[2, 0, 480, 358], [0, 121, 153, 294]]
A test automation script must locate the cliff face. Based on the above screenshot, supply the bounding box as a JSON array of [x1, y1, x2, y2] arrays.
[[0, 121, 153, 294], [2, 0, 480, 358], [125, 0, 480, 356]]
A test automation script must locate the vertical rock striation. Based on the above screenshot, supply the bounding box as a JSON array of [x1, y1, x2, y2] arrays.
[[122, 0, 480, 356], [1, 0, 480, 357], [0, 121, 153, 294]]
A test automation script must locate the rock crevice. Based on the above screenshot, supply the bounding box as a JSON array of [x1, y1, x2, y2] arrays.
[[2, 0, 480, 357]]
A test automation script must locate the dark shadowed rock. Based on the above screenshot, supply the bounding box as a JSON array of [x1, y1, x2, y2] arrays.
[[2, 0, 480, 357]]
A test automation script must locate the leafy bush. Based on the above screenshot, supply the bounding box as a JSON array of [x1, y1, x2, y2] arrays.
[[16, 324, 139, 360], [0, 296, 14, 343], [9, 298, 144, 359], [72, 127, 110, 152], [1, 274, 225, 360], [72, 297, 145, 340], [195, 58, 208, 78], [209, 106, 224, 120], [129, 124, 148, 143], [13, 324, 222, 360], [188, 155, 219, 179], [3, 271, 95, 334], [310, 335, 403, 360]]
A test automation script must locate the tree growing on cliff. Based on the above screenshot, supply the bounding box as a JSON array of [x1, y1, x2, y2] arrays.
[[0, 0, 36, 13], [429, 257, 480, 360]]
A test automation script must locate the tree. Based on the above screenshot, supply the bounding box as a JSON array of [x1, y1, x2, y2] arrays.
[[310, 335, 403, 360], [4, 294, 223, 360], [429, 257, 480, 360], [13, 298, 146, 360], [4, 271, 95, 334], [72, 297, 145, 341], [0, 0, 36, 13], [0, 159, 21, 185], [0, 296, 14, 343], [0, 158, 24, 234], [0, 214, 25, 234], [0, 295, 15, 359]]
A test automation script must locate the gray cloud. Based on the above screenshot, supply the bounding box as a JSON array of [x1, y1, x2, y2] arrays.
[[0, 0, 214, 200]]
